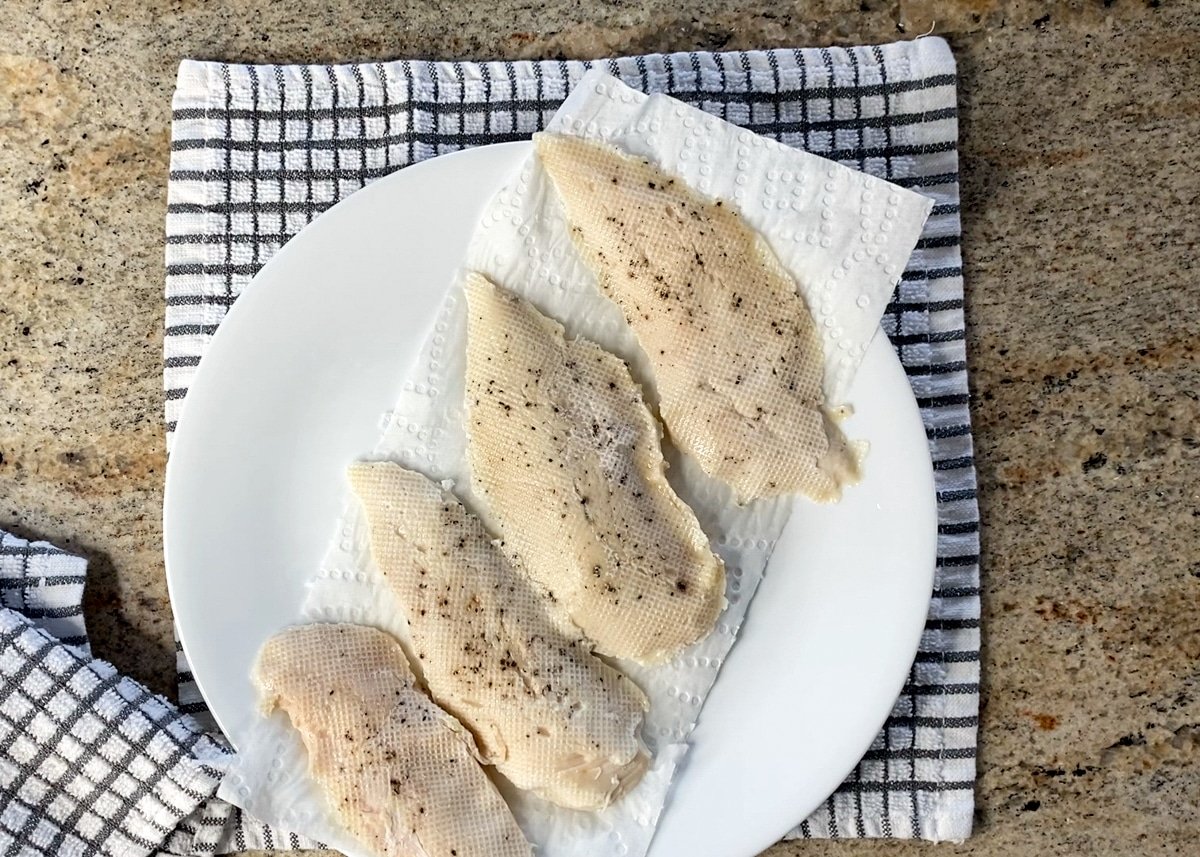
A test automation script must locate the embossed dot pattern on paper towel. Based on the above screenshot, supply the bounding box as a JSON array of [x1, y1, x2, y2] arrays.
[[260, 62, 941, 857]]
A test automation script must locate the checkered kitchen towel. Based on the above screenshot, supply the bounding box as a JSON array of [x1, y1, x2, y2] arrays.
[[165, 37, 980, 844], [0, 530, 241, 857]]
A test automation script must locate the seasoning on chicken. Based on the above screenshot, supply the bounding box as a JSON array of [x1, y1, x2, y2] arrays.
[[463, 273, 724, 663], [348, 461, 649, 811], [536, 132, 860, 503], [254, 623, 532, 857]]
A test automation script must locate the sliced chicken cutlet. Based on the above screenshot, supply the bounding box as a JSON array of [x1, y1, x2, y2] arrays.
[[535, 132, 860, 504], [463, 273, 724, 663], [348, 461, 649, 811], [254, 623, 531, 857]]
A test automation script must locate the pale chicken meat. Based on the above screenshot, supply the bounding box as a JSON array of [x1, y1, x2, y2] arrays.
[[535, 133, 860, 503], [463, 273, 724, 663], [348, 461, 649, 811], [253, 623, 531, 857]]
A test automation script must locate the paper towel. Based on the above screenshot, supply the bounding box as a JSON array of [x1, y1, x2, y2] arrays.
[[219, 69, 931, 857]]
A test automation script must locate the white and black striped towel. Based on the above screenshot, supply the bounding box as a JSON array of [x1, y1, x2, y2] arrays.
[[134, 34, 974, 852], [0, 38, 979, 857], [165, 36, 979, 846], [1, 527, 325, 856], [0, 530, 238, 857]]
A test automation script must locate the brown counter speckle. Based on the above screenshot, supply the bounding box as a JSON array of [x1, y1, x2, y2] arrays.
[[1, 1, 1197, 855]]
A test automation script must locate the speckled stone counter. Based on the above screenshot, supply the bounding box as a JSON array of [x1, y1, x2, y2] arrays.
[[1, 1, 1196, 855]]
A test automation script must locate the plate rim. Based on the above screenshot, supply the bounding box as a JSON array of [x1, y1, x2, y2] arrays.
[[164, 142, 530, 740]]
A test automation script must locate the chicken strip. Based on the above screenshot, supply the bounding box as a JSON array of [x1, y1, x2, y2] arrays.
[[535, 132, 860, 503], [348, 461, 648, 811], [463, 273, 724, 663], [254, 623, 531, 857]]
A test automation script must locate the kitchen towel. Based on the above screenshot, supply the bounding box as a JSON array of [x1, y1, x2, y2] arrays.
[[0, 530, 237, 857], [165, 37, 980, 844]]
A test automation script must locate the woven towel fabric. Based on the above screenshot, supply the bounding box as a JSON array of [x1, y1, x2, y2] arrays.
[[165, 37, 980, 844], [0, 530, 236, 857], [0, 533, 90, 655]]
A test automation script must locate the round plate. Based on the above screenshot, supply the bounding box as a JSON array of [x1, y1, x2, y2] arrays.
[[164, 141, 936, 857]]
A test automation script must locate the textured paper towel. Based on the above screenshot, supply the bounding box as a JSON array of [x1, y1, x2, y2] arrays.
[[220, 70, 931, 857]]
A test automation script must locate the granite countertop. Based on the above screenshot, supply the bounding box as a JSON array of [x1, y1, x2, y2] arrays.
[[1, 0, 1197, 854]]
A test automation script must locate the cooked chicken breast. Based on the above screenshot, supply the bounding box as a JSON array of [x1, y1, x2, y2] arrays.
[[254, 623, 531, 857], [462, 273, 724, 663], [348, 461, 648, 811], [535, 133, 860, 503]]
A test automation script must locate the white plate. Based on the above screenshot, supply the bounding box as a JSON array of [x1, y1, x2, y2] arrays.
[[164, 141, 936, 857]]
